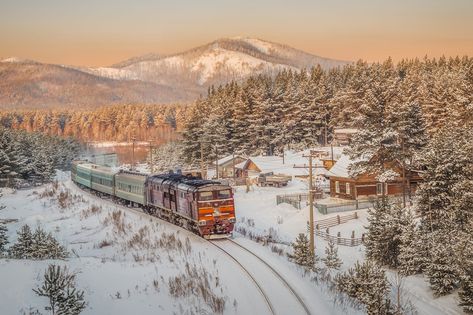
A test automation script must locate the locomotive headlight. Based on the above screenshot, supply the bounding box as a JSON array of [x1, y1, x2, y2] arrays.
[[198, 220, 207, 226], [228, 217, 236, 223]]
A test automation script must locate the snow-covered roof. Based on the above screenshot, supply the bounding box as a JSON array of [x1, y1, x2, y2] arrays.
[[217, 155, 244, 166], [327, 154, 369, 178], [326, 155, 352, 178], [234, 147, 344, 177]]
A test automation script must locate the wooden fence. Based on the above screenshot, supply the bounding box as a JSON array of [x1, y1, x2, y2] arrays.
[[276, 191, 325, 210], [309, 212, 364, 247], [314, 212, 358, 230], [315, 229, 364, 247]]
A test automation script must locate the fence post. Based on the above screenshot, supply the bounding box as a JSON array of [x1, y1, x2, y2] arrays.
[[354, 211, 358, 219], [337, 215, 340, 225], [337, 232, 341, 245], [326, 227, 329, 234], [351, 231, 355, 246]]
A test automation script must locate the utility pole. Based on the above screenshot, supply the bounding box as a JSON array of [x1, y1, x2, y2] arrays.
[[232, 152, 236, 180], [131, 135, 136, 171], [308, 154, 315, 255], [149, 138, 154, 173], [302, 151, 317, 255], [200, 142, 205, 179], [401, 137, 406, 208], [215, 145, 219, 179]]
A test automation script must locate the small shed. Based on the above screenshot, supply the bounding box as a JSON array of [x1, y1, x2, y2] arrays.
[[333, 128, 358, 146], [234, 159, 262, 178], [216, 155, 247, 178]]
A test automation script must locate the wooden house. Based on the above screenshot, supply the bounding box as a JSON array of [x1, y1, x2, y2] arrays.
[[216, 155, 247, 178], [333, 128, 358, 146], [234, 159, 262, 178], [327, 155, 422, 200]]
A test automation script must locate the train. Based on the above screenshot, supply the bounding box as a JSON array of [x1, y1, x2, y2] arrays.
[[71, 161, 236, 239]]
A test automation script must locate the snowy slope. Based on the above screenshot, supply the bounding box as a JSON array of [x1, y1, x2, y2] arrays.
[[0, 172, 361, 315], [88, 37, 349, 88]]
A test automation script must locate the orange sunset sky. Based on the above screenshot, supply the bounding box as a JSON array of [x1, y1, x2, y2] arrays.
[[1, 0, 473, 67]]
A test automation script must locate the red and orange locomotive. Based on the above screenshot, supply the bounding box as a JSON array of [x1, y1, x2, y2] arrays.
[[146, 174, 236, 239]]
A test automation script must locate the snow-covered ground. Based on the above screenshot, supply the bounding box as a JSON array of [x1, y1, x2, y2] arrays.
[[1, 172, 363, 315], [233, 178, 463, 315]]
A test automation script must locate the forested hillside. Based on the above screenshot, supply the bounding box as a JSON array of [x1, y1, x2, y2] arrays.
[[182, 56, 473, 164], [0, 104, 188, 142], [0, 128, 80, 186]]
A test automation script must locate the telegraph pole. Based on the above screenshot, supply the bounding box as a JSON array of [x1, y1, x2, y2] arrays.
[[232, 152, 236, 180], [215, 145, 219, 179], [302, 151, 317, 255], [131, 135, 136, 171], [200, 142, 205, 179], [149, 138, 154, 173], [308, 154, 315, 255]]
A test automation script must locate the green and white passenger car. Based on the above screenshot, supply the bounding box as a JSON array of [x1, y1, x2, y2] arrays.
[[114, 170, 148, 205]]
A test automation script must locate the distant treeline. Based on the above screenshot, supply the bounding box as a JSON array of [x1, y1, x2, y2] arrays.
[[182, 56, 473, 164], [0, 104, 188, 143], [0, 127, 80, 186]]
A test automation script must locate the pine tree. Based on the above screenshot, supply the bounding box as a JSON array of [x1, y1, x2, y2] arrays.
[[456, 228, 473, 313], [322, 239, 342, 271], [398, 211, 428, 275], [425, 231, 460, 296], [0, 223, 7, 255], [459, 254, 473, 313], [288, 233, 319, 272], [335, 260, 392, 315], [9, 224, 34, 259], [30, 226, 68, 260], [33, 264, 86, 315], [44, 233, 68, 260]]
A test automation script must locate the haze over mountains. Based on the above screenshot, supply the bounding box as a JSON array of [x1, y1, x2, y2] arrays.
[[0, 37, 349, 109]]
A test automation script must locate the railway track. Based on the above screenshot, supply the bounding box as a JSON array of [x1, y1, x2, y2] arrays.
[[66, 180, 277, 314], [210, 239, 311, 315]]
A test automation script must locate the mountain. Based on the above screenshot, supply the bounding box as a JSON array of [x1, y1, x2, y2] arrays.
[[86, 37, 348, 88], [0, 59, 199, 109], [0, 37, 349, 109]]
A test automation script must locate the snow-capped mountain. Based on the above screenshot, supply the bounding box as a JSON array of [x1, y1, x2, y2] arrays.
[[85, 37, 348, 88], [0, 37, 349, 108]]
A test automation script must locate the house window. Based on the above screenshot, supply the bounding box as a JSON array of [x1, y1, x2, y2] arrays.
[[346, 183, 351, 195], [335, 181, 340, 193], [376, 183, 382, 195]]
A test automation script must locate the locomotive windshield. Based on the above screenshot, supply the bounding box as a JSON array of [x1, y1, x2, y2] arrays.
[[218, 190, 231, 199], [199, 191, 213, 201]]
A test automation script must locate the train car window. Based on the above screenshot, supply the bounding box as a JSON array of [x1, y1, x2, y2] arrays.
[[199, 191, 213, 201], [218, 190, 231, 199]]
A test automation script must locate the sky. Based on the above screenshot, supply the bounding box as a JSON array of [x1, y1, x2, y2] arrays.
[[1, 0, 473, 67]]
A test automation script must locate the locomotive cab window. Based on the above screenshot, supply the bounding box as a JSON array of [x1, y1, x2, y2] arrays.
[[199, 191, 213, 201], [218, 190, 231, 199]]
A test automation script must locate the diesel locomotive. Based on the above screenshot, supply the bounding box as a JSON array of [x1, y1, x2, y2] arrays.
[[71, 161, 236, 239]]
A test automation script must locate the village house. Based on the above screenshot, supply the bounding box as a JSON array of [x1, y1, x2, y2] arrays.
[[333, 128, 358, 146], [327, 154, 422, 200], [216, 155, 247, 178]]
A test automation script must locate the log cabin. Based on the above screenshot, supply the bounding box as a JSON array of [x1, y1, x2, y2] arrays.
[[327, 155, 422, 200]]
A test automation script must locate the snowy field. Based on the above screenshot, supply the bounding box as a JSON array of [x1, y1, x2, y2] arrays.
[[233, 178, 463, 315], [1, 172, 364, 315]]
